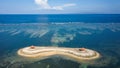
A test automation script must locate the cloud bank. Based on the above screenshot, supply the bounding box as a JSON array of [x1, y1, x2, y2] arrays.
[[35, 0, 76, 10]]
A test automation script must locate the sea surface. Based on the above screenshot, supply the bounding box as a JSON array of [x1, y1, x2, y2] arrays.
[[0, 14, 120, 68]]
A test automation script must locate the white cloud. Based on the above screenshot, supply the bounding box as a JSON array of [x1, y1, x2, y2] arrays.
[[35, 0, 76, 10], [52, 4, 76, 10]]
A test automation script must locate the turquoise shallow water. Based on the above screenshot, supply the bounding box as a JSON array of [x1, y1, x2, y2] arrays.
[[0, 23, 120, 68]]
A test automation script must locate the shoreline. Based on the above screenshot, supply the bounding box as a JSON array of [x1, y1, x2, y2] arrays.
[[17, 46, 100, 61]]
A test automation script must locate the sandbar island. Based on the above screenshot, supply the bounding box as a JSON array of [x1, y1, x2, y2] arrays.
[[17, 46, 100, 61]]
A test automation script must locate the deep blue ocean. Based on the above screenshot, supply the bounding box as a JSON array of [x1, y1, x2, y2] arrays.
[[0, 14, 120, 68], [0, 14, 120, 23]]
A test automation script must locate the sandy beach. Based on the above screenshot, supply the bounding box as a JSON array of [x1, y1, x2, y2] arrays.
[[17, 46, 100, 61]]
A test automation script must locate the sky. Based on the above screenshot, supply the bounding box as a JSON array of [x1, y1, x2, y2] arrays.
[[0, 0, 120, 14]]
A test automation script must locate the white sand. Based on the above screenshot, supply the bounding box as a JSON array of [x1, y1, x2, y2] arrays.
[[17, 46, 100, 61]]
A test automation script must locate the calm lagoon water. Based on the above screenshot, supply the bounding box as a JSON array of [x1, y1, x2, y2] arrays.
[[0, 14, 120, 68]]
